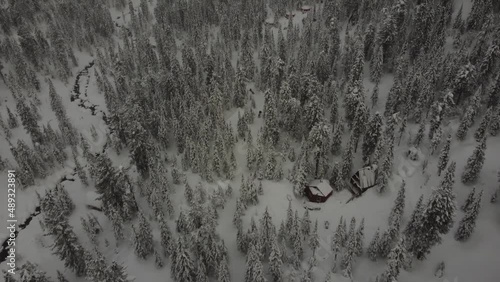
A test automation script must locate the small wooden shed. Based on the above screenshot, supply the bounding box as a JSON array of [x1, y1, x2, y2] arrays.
[[305, 179, 333, 203], [349, 164, 378, 196]]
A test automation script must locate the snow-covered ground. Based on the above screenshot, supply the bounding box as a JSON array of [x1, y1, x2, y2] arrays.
[[1, 0, 500, 281]]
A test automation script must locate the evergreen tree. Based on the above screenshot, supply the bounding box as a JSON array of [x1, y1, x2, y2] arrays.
[[490, 108, 500, 136], [133, 213, 154, 259], [409, 185, 456, 259], [430, 126, 443, 155], [260, 207, 275, 258], [367, 228, 380, 261], [269, 237, 283, 282], [233, 198, 244, 229], [245, 245, 266, 282], [18, 261, 52, 282], [48, 220, 86, 277], [6, 107, 18, 129], [0, 116, 11, 139], [461, 137, 487, 184], [461, 187, 476, 212], [467, 0, 491, 30], [382, 238, 407, 282], [195, 260, 208, 282], [172, 237, 194, 282], [185, 182, 194, 206], [73, 154, 88, 186], [57, 270, 69, 282], [106, 261, 129, 282], [455, 190, 483, 241], [371, 83, 379, 109], [437, 135, 451, 176], [330, 126, 342, 156], [340, 137, 354, 180], [309, 220, 320, 256], [404, 195, 424, 238], [370, 44, 383, 83], [331, 216, 344, 265], [474, 109, 492, 142], [456, 105, 475, 141], [388, 181, 405, 230], [155, 250, 164, 269], [159, 216, 173, 257], [354, 218, 365, 257], [440, 161, 457, 194], [362, 112, 383, 161], [301, 209, 311, 237], [414, 121, 425, 147], [341, 235, 355, 279], [217, 256, 231, 282]]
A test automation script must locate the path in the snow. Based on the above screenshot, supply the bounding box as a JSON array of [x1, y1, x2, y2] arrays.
[[0, 173, 76, 265]]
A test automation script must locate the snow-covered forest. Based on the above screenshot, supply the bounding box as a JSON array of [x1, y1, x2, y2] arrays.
[[0, 0, 500, 281]]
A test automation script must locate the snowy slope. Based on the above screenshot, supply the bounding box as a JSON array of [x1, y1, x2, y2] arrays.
[[2, 0, 500, 282]]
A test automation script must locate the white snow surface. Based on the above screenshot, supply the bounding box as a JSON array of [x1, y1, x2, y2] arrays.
[[1, 1, 500, 282]]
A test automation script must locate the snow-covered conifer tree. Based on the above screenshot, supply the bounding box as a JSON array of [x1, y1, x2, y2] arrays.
[[455, 190, 483, 241], [414, 121, 425, 147], [185, 182, 194, 206], [259, 207, 275, 258], [371, 83, 379, 109], [362, 112, 383, 161], [382, 238, 407, 282], [309, 220, 320, 256], [354, 218, 365, 257], [6, 107, 18, 129], [490, 108, 500, 136], [18, 261, 52, 282], [214, 255, 229, 282], [370, 44, 383, 83], [409, 183, 456, 259], [172, 237, 194, 282], [160, 216, 173, 257], [233, 198, 244, 229], [462, 186, 476, 213], [430, 126, 443, 155], [48, 220, 86, 277], [155, 250, 164, 269], [474, 109, 492, 142], [195, 260, 208, 282], [133, 213, 154, 259], [340, 137, 354, 180], [461, 137, 487, 184], [367, 228, 380, 261], [388, 181, 405, 230], [245, 245, 266, 282], [404, 195, 424, 238], [57, 270, 69, 282], [437, 135, 451, 176], [269, 236, 283, 282], [301, 209, 311, 237], [330, 126, 342, 156], [456, 105, 475, 141]]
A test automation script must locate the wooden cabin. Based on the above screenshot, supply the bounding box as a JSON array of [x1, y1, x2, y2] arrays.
[[305, 179, 333, 203], [349, 164, 378, 196]]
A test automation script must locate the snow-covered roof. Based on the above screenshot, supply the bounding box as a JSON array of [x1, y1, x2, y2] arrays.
[[307, 179, 333, 197], [354, 165, 377, 189]]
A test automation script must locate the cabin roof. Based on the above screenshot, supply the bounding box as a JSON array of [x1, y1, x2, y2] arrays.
[[307, 179, 333, 197], [352, 165, 377, 189]]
